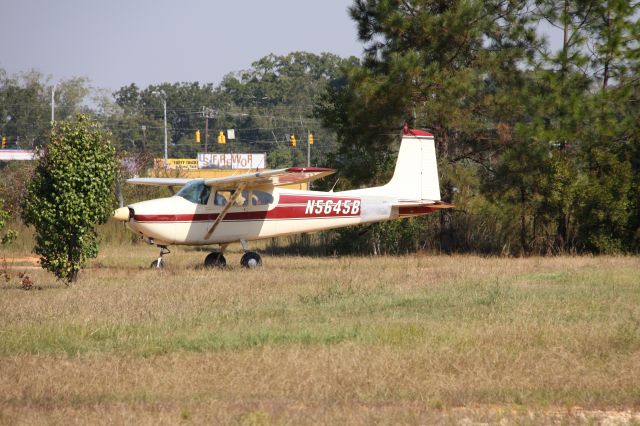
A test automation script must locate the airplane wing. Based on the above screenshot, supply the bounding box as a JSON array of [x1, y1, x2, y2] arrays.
[[126, 178, 192, 186], [127, 167, 335, 189], [203, 167, 335, 189]]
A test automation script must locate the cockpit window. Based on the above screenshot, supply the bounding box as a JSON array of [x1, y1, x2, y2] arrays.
[[176, 180, 210, 205], [251, 191, 273, 206]]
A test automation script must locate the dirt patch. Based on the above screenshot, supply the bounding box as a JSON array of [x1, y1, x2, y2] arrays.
[[1, 256, 40, 266]]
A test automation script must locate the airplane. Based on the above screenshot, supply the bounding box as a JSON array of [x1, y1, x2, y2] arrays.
[[112, 126, 453, 268]]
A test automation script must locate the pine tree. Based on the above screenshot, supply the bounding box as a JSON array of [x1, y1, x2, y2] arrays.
[[319, 0, 540, 252]]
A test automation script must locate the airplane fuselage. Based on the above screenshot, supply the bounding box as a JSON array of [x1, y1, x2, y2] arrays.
[[125, 186, 437, 246]]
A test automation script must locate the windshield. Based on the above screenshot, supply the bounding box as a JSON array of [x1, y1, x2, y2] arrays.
[[176, 180, 210, 205]]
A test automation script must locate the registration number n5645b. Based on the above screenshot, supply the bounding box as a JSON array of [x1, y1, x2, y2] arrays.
[[304, 199, 361, 216]]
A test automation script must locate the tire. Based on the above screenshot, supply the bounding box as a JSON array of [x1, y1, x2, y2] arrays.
[[150, 259, 165, 269], [204, 252, 227, 268], [240, 252, 262, 269]]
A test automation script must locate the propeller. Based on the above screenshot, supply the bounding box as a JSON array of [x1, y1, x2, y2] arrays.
[[115, 181, 124, 208], [113, 180, 133, 222]]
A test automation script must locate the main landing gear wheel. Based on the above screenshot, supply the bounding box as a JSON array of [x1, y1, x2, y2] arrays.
[[204, 252, 227, 268], [240, 252, 262, 269]]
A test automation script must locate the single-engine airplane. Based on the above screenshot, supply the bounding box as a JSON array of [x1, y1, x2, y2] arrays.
[[113, 127, 453, 268]]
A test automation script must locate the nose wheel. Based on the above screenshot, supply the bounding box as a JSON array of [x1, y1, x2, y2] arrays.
[[150, 246, 170, 269]]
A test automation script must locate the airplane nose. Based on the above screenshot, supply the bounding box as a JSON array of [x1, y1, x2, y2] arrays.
[[113, 206, 133, 222]]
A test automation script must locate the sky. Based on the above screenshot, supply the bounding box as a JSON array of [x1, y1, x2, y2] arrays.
[[1, 0, 363, 91]]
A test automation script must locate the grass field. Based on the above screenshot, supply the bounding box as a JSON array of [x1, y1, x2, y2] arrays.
[[1, 245, 639, 424]]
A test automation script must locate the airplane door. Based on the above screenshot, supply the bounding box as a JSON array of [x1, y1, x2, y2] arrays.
[[246, 189, 276, 237], [202, 189, 249, 241]]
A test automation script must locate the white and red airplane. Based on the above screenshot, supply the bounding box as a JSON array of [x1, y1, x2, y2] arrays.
[[113, 127, 453, 268]]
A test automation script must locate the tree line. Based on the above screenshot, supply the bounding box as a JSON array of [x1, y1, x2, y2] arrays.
[[0, 52, 353, 167], [2, 0, 639, 255], [318, 0, 640, 255]]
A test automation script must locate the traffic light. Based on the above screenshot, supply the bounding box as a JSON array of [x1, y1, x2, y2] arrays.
[[290, 133, 296, 147], [217, 131, 226, 144], [195, 129, 201, 143], [308, 133, 314, 145], [1, 136, 5, 149]]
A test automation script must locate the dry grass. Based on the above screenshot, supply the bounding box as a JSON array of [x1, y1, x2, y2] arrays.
[[1, 246, 639, 424]]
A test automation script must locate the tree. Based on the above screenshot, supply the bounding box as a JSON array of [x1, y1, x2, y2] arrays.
[[0, 200, 17, 245], [108, 53, 354, 167], [22, 115, 118, 284], [212, 52, 356, 164], [586, 0, 638, 91], [318, 0, 639, 255], [0, 69, 93, 149], [0, 161, 35, 220], [519, 0, 639, 253], [0, 69, 49, 149], [318, 0, 540, 253]]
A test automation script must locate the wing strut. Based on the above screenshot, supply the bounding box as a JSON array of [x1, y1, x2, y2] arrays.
[[204, 183, 247, 239]]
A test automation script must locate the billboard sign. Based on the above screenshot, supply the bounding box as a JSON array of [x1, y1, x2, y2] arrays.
[[197, 153, 266, 169], [0, 150, 35, 161], [154, 158, 199, 170]]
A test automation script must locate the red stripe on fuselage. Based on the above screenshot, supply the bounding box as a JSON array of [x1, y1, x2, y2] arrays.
[[134, 203, 360, 223]]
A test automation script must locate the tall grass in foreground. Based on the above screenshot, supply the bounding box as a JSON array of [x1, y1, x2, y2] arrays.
[[0, 253, 639, 424]]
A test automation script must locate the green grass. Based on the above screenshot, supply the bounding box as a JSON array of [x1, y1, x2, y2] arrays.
[[3, 265, 638, 357]]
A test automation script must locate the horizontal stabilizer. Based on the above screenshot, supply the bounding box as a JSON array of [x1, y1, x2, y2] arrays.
[[394, 200, 454, 217], [393, 200, 454, 209]]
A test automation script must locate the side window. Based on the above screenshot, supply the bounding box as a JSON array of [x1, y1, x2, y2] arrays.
[[237, 190, 249, 207], [251, 191, 273, 206], [213, 190, 248, 207], [214, 191, 230, 206]]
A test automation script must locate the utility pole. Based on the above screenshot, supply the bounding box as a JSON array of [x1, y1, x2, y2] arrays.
[[298, 114, 311, 167], [307, 129, 311, 167], [141, 125, 147, 150], [204, 114, 209, 153], [152, 90, 168, 160], [51, 83, 58, 123], [201, 107, 216, 153], [162, 98, 168, 160]]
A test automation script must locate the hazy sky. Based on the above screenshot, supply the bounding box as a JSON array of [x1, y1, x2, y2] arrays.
[[1, 0, 362, 91]]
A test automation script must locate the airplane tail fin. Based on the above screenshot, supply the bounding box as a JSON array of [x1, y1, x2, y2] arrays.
[[382, 128, 441, 201]]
